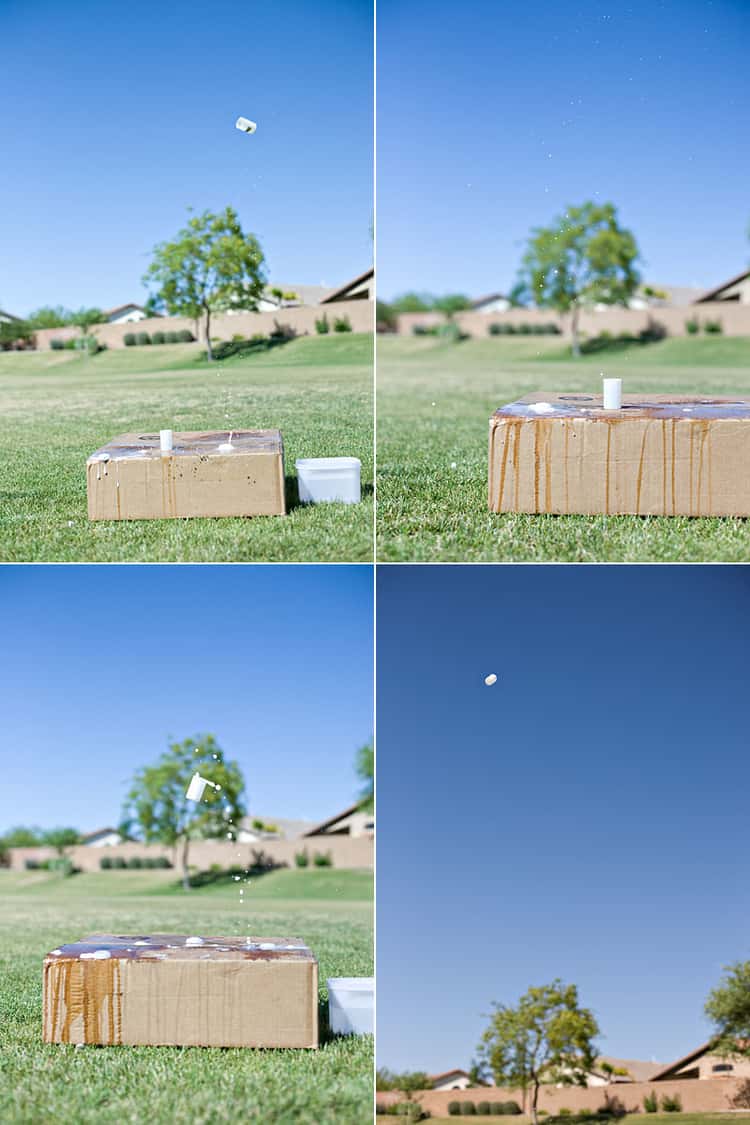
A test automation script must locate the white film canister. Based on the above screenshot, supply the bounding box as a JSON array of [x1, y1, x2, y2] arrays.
[[160, 429, 174, 452], [185, 772, 208, 802], [602, 378, 622, 410]]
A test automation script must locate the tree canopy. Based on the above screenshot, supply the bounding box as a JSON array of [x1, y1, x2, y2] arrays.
[[478, 980, 600, 1124], [120, 734, 246, 889], [355, 740, 374, 813], [143, 206, 266, 360], [705, 961, 750, 1057], [516, 201, 640, 355]]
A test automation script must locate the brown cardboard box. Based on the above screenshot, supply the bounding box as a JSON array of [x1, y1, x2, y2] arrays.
[[87, 431, 285, 520], [489, 393, 750, 517], [43, 934, 318, 1048]]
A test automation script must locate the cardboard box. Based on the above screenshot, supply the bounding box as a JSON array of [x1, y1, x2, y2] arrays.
[[43, 934, 318, 1048], [87, 431, 285, 520], [489, 393, 750, 517]]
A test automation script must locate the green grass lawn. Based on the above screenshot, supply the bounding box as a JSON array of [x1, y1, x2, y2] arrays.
[[0, 868, 373, 1124], [0, 334, 373, 562], [376, 335, 750, 562]]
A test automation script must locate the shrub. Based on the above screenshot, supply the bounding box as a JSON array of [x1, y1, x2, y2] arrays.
[[660, 1095, 681, 1113], [502, 1104, 522, 1116], [461, 1104, 477, 1116], [685, 318, 700, 335], [643, 1092, 658, 1114], [136, 331, 151, 346], [704, 319, 723, 334], [518, 323, 532, 334], [313, 850, 333, 867], [438, 321, 465, 342], [165, 330, 179, 344], [177, 329, 194, 342], [49, 857, 75, 877], [730, 1080, 750, 1110], [448, 1103, 462, 1116], [50, 338, 65, 350], [153, 855, 172, 868], [578, 1111, 595, 1120], [478, 1104, 491, 1116], [376, 1104, 389, 1116], [151, 330, 166, 344], [231, 333, 246, 343], [333, 315, 352, 333], [412, 323, 439, 335], [64, 337, 78, 349], [112, 856, 127, 869], [558, 1111, 572, 1118], [127, 856, 143, 869], [99, 856, 113, 869], [24, 859, 40, 870], [546, 322, 562, 334], [295, 848, 309, 868], [315, 314, 330, 334], [598, 1095, 627, 1119]]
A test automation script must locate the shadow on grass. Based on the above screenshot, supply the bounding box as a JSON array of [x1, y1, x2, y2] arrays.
[[285, 477, 373, 513]]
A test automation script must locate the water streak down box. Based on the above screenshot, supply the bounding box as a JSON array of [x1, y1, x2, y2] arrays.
[[43, 935, 318, 1048], [489, 393, 750, 517], [87, 431, 285, 520]]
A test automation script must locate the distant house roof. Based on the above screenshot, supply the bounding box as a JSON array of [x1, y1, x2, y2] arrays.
[[636, 284, 705, 308], [263, 283, 332, 307], [649, 1042, 715, 1081], [320, 267, 373, 304], [594, 1057, 666, 1083], [238, 815, 316, 840], [103, 303, 159, 321], [80, 827, 122, 844], [471, 293, 509, 309], [430, 1069, 488, 1087], [0, 309, 21, 322], [694, 268, 750, 304], [302, 803, 363, 836]]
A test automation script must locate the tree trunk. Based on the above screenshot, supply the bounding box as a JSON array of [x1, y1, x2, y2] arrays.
[[204, 305, 213, 361], [531, 1080, 540, 1125], [181, 837, 191, 891], [570, 304, 581, 358]]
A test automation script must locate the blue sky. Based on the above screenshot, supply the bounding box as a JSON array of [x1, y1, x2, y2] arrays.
[[0, 0, 372, 316], [0, 565, 373, 832], [378, 0, 750, 299], [377, 565, 750, 1073]]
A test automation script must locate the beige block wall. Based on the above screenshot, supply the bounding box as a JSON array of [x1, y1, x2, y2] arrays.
[[7, 834, 373, 872], [34, 299, 373, 351], [397, 302, 750, 339], [379, 1077, 748, 1116]]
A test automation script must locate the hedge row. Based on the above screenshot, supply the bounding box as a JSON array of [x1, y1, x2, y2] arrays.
[[99, 855, 172, 869], [447, 1101, 522, 1116], [488, 322, 561, 335], [124, 329, 195, 346]]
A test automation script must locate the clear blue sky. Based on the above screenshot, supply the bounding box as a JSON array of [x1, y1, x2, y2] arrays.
[[378, 0, 750, 299], [0, 0, 372, 316], [377, 565, 750, 1074], [0, 565, 372, 832]]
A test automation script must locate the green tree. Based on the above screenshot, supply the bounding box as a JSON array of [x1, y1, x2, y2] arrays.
[[355, 739, 374, 813], [375, 1069, 430, 1100], [478, 980, 600, 1125], [0, 318, 33, 350], [143, 206, 266, 361], [26, 305, 73, 329], [70, 307, 105, 355], [705, 961, 750, 1058], [120, 734, 247, 890], [516, 201, 640, 356], [42, 827, 81, 856], [1, 825, 44, 847], [432, 293, 472, 315], [390, 291, 435, 313]]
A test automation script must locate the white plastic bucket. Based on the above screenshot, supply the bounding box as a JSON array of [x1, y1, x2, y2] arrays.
[[327, 976, 374, 1036], [296, 458, 361, 505]]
